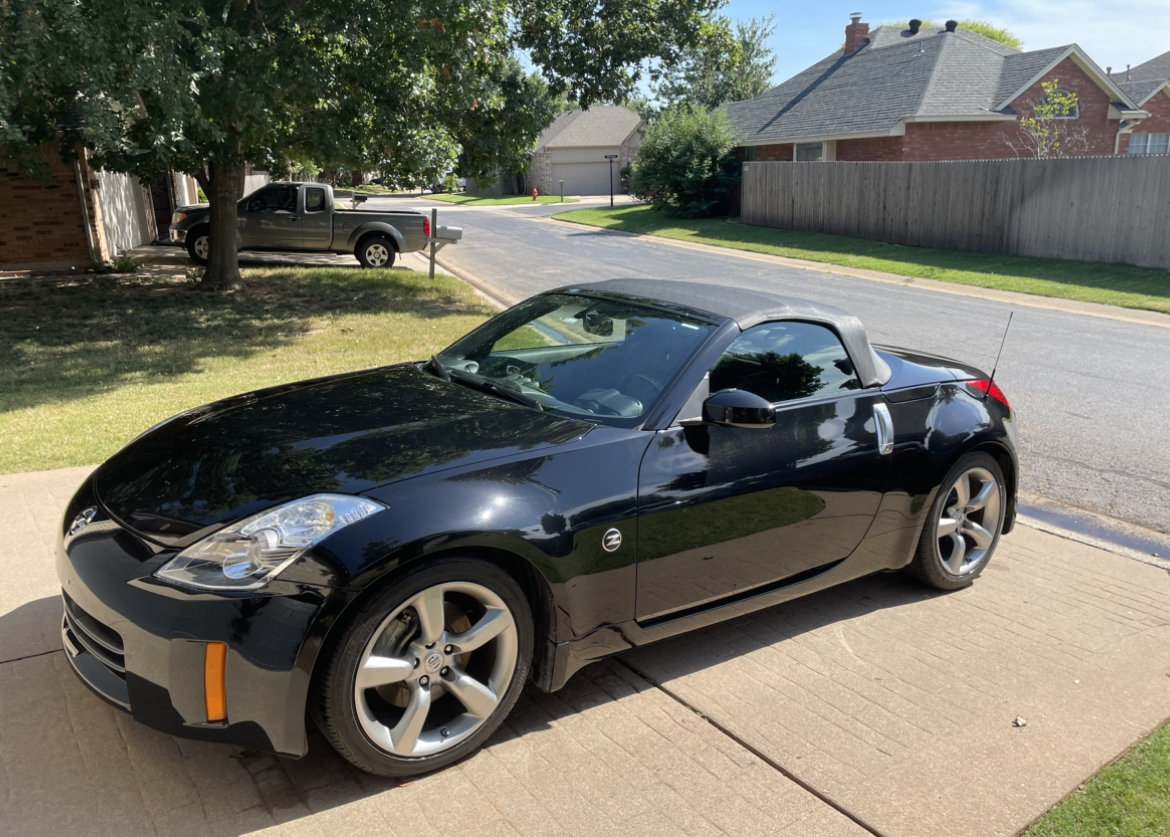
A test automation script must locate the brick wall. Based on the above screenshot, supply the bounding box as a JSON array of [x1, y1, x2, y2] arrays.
[[836, 136, 905, 161], [751, 143, 795, 161], [1, 145, 102, 270]]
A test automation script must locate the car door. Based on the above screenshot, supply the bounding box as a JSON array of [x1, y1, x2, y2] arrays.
[[300, 185, 332, 250], [635, 321, 892, 622], [238, 184, 301, 249]]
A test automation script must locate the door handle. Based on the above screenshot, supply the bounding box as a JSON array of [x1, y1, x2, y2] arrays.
[[286, 216, 300, 222], [873, 403, 894, 455]]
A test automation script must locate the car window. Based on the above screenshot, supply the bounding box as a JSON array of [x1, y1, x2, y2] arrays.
[[245, 185, 297, 213], [435, 294, 718, 428], [305, 187, 326, 213], [710, 322, 861, 404]]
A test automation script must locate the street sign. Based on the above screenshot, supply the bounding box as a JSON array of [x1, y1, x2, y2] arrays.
[[604, 154, 619, 160]]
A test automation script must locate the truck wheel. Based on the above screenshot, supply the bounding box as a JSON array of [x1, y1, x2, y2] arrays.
[[356, 236, 396, 269], [186, 228, 210, 266]]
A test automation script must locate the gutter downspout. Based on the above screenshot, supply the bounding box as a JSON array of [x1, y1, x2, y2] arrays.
[[74, 154, 100, 267]]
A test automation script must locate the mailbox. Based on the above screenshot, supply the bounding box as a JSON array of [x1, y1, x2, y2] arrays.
[[431, 225, 463, 242]]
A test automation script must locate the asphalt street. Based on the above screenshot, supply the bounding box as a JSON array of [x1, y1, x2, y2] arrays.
[[375, 196, 1170, 535]]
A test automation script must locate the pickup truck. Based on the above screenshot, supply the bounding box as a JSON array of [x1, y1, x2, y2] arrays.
[[169, 182, 430, 268]]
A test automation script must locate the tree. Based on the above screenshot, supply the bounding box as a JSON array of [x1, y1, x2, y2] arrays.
[[629, 105, 739, 217], [876, 20, 1022, 50], [1009, 79, 1086, 159], [1, 0, 722, 291], [653, 15, 777, 113]]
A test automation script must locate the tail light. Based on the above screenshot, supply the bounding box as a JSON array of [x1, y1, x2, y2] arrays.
[[423, 217, 431, 237], [969, 379, 1011, 409]]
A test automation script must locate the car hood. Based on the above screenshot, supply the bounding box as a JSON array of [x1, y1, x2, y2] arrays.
[[93, 364, 593, 547]]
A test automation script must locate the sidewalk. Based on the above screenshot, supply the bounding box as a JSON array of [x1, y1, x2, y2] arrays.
[[2, 466, 1168, 836]]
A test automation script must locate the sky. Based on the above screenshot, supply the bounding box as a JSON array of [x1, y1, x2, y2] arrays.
[[728, 0, 1170, 85]]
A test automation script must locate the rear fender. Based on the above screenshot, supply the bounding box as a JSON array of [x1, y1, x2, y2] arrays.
[[346, 222, 404, 253]]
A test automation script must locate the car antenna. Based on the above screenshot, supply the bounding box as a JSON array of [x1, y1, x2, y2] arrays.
[[986, 312, 1014, 399]]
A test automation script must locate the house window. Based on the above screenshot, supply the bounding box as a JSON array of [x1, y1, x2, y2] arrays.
[[744, 146, 758, 162], [1129, 133, 1170, 155], [795, 142, 825, 161]]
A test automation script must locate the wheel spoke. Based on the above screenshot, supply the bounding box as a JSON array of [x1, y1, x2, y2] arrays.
[[390, 684, 432, 756], [445, 668, 499, 718], [937, 516, 959, 537], [964, 521, 994, 549], [355, 655, 414, 691], [967, 481, 996, 512], [411, 586, 446, 646], [946, 533, 967, 574], [447, 607, 513, 654], [952, 475, 970, 508]]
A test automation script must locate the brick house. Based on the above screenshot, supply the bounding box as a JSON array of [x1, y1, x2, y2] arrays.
[[1113, 50, 1170, 155], [726, 14, 1156, 163]]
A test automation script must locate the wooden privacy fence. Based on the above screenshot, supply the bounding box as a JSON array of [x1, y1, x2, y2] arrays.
[[741, 155, 1170, 269]]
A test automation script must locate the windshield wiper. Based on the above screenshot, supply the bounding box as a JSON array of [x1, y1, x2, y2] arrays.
[[424, 355, 450, 381], [448, 371, 544, 411]]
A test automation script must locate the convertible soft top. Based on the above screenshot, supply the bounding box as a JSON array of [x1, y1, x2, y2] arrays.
[[559, 278, 893, 389]]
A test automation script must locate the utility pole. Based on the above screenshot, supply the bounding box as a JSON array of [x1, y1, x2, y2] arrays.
[[605, 154, 619, 208]]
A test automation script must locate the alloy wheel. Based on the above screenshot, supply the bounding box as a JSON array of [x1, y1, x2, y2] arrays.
[[194, 235, 210, 260], [353, 581, 518, 758], [936, 466, 1001, 576], [365, 243, 390, 267]]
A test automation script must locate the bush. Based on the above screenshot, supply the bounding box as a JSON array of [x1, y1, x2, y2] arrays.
[[629, 106, 740, 217]]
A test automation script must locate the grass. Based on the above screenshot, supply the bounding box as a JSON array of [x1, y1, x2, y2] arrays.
[[429, 194, 579, 206], [554, 205, 1170, 316], [0, 266, 495, 474], [1024, 720, 1170, 837]]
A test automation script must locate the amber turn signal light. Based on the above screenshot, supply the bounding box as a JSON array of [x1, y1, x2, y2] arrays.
[[204, 642, 228, 723]]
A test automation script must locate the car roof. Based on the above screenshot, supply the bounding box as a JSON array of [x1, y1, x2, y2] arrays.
[[554, 278, 892, 388]]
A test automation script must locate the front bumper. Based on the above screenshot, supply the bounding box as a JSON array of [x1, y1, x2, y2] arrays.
[[56, 482, 334, 757]]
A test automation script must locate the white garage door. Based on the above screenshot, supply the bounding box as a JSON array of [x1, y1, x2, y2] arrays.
[[551, 163, 615, 196]]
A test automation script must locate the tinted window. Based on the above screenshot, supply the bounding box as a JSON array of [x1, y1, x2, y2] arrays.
[[435, 294, 717, 427], [245, 185, 297, 212], [710, 322, 860, 404], [305, 187, 326, 212]]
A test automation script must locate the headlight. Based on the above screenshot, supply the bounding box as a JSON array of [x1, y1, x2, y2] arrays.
[[155, 494, 384, 591], [172, 212, 188, 224]]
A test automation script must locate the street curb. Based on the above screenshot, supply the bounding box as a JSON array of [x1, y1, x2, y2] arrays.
[[421, 250, 516, 309], [540, 216, 1170, 331]]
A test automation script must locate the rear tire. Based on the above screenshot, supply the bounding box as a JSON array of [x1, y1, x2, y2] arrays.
[[185, 228, 210, 266], [908, 451, 1006, 591], [355, 235, 396, 268], [312, 557, 533, 777]]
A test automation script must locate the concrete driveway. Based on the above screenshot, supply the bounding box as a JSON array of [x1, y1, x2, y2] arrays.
[[4, 467, 1170, 837]]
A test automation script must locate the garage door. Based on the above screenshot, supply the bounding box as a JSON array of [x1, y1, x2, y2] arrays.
[[551, 162, 615, 196]]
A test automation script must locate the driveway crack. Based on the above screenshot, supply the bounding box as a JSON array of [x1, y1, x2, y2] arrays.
[[615, 656, 890, 837]]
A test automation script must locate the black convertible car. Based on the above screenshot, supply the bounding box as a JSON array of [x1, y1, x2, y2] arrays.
[[58, 279, 1017, 776]]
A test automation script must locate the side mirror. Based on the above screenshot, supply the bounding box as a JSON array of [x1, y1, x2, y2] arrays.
[[582, 311, 614, 337], [702, 389, 775, 429]]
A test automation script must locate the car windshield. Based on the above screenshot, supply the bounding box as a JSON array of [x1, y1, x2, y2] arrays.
[[432, 293, 719, 427]]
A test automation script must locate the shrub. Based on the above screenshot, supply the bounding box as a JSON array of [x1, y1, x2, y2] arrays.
[[629, 106, 741, 217]]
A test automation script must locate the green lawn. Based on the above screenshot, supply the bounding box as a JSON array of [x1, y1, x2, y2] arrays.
[[0, 267, 494, 474], [429, 194, 579, 206], [555, 205, 1170, 316], [1025, 721, 1170, 837]]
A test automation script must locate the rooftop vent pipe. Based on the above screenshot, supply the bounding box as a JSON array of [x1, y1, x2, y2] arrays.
[[945, 20, 958, 32], [908, 19, 922, 35]]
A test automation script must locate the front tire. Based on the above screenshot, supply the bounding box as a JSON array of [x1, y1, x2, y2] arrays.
[[185, 228, 210, 266], [355, 236, 396, 268], [313, 558, 533, 777], [908, 452, 1006, 591]]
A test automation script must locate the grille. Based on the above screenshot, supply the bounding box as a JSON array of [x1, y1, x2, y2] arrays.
[[62, 593, 126, 677]]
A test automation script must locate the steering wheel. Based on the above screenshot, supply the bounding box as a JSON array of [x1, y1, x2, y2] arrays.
[[247, 197, 265, 212], [619, 372, 664, 403]]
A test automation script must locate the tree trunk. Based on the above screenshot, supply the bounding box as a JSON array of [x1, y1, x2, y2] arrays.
[[198, 162, 244, 291], [352, 169, 364, 187]]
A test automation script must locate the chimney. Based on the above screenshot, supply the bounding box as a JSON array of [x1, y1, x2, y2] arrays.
[[845, 12, 870, 55], [944, 20, 958, 33], [908, 19, 923, 35]]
